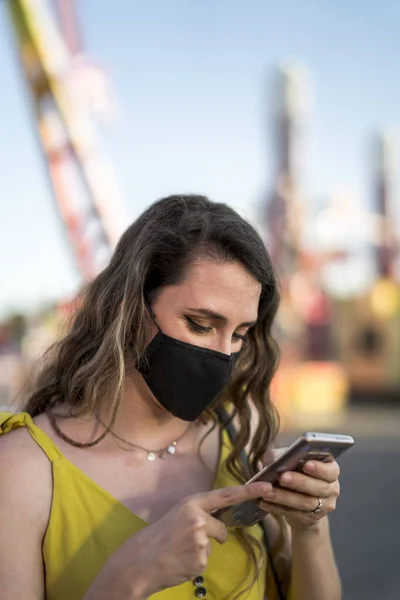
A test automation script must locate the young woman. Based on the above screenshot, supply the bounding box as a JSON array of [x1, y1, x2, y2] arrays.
[[0, 195, 341, 600]]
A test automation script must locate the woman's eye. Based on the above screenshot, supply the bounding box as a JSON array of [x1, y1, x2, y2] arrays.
[[185, 317, 212, 334], [233, 333, 248, 343], [185, 317, 248, 342]]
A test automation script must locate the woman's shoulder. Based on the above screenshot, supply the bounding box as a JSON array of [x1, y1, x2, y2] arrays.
[[0, 411, 37, 454], [1, 410, 63, 456]]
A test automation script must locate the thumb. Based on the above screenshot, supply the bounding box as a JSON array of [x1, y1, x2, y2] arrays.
[[262, 447, 288, 467]]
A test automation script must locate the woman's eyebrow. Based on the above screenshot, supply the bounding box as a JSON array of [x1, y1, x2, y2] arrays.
[[184, 307, 257, 328]]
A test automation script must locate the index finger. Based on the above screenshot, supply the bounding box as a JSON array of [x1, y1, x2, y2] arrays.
[[194, 482, 272, 514]]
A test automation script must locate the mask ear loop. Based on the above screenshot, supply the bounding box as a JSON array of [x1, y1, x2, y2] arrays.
[[146, 304, 161, 332]]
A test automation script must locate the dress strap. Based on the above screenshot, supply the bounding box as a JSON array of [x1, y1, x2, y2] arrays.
[[0, 411, 62, 462]]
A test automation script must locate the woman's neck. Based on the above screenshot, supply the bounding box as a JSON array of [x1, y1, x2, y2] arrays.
[[97, 373, 197, 451]]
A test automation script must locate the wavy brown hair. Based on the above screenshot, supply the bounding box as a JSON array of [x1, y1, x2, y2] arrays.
[[25, 194, 281, 597]]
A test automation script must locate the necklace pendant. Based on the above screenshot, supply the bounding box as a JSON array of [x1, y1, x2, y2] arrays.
[[147, 451, 156, 461], [167, 442, 176, 455]]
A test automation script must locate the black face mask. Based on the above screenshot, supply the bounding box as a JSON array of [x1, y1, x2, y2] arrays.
[[137, 311, 239, 421]]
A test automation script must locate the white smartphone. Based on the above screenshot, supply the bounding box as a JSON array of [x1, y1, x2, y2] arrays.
[[214, 431, 354, 527]]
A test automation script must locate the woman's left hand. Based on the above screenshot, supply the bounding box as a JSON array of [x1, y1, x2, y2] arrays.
[[259, 450, 341, 531]]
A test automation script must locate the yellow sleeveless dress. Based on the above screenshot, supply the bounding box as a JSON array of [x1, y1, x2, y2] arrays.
[[0, 412, 267, 600]]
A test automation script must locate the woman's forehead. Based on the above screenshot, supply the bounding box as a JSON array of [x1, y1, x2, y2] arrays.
[[161, 259, 261, 321]]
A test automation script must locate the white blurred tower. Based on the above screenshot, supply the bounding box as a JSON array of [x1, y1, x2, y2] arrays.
[[372, 131, 397, 278], [265, 63, 310, 273]]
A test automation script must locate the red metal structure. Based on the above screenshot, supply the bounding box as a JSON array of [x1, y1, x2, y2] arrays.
[[5, 0, 126, 280]]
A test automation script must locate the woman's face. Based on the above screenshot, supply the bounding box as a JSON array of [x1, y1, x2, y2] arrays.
[[150, 259, 261, 355]]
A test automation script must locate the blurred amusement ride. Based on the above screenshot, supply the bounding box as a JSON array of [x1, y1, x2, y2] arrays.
[[1, 0, 400, 430]]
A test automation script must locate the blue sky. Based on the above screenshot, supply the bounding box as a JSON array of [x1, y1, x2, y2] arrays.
[[1, 0, 399, 315]]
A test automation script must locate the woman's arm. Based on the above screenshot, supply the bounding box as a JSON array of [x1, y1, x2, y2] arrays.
[[261, 457, 342, 600], [0, 430, 51, 600], [288, 519, 341, 600]]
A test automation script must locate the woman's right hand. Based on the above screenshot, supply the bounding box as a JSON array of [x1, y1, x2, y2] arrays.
[[94, 481, 272, 599]]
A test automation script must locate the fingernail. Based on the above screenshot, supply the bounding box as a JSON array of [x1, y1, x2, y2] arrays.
[[265, 490, 276, 499], [305, 461, 316, 471], [260, 482, 273, 492], [280, 473, 292, 484]]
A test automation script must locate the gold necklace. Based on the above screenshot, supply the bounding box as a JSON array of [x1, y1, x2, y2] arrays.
[[97, 417, 192, 461]]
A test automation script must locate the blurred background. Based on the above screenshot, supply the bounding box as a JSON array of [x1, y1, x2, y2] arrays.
[[0, 1, 399, 598]]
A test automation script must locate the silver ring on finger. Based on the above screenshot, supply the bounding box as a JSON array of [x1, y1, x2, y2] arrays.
[[308, 497, 323, 516]]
